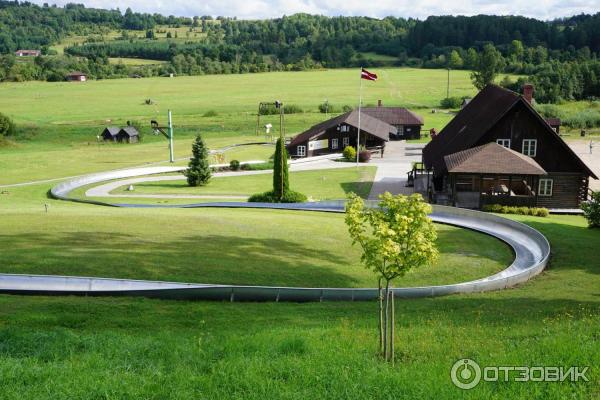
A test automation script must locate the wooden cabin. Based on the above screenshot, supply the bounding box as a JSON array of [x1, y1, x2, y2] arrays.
[[361, 102, 424, 140], [66, 72, 87, 82], [287, 110, 392, 158], [422, 84, 596, 209], [101, 126, 139, 143]]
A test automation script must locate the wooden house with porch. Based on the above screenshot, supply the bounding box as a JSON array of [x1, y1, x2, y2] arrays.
[[287, 109, 393, 158], [422, 84, 596, 209]]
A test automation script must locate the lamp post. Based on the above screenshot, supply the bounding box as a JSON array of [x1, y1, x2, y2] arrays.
[[150, 110, 175, 163]]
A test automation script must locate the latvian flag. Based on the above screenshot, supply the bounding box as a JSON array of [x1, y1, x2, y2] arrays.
[[361, 68, 378, 81]]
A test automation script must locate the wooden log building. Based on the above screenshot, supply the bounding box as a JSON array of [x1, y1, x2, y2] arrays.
[[422, 84, 597, 209]]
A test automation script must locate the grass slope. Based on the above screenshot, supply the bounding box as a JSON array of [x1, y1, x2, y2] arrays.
[[0, 211, 597, 399]]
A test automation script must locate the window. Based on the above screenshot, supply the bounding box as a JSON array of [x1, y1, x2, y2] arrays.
[[397, 126, 404, 136], [342, 137, 349, 147], [496, 138, 511, 148], [340, 125, 349, 133], [331, 138, 338, 149], [539, 179, 553, 196], [522, 139, 537, 157], [297, 145, 306, 157]]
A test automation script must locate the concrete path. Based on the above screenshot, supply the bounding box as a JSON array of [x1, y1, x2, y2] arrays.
[[368, 141, 423, 199]]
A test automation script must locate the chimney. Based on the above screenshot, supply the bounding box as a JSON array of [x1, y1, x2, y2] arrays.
[[377, 99, 382, 107], [523, 84, 534, 104]]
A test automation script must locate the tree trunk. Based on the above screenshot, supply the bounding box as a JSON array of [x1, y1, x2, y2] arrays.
[[390, 289, 395, 365], [378, 277, 384, 354], [383, 279, 390, 361]]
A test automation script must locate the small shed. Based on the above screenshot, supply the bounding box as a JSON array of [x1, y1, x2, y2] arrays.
[[66, 72, 87, 82], [116, 127, 140, 143], [15, 50, 41, 57], [101, 127, 120, 142]]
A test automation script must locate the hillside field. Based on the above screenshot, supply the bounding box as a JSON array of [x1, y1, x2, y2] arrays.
[[0, 67, 490, 184]]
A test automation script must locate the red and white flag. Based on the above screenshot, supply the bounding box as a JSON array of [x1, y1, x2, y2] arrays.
[[361, 68, 378, 81]]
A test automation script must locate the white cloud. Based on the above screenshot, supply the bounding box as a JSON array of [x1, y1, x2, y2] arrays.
[[31, 0, 599, 20]]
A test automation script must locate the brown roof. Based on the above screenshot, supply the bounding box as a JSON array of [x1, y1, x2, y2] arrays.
[[67, 71, 87, 76], [445, 142, 546, 175], [545, 118, 561, 127], [423, 84, 597, 179], [361, 107, 424, 126], [288, 110, 395, 147]]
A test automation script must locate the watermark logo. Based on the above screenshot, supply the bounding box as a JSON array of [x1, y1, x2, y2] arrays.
[[451, 359, 590, 390], [451, 358, 481, 389]]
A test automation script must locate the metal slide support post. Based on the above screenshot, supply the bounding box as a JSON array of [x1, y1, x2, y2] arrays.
[[168, 110, 174, 163]]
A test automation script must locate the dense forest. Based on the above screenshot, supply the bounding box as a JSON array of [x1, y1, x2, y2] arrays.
[[0, 1, 599, 103]]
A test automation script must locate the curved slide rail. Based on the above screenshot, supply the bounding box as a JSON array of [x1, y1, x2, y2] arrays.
[[0, 167, 551, 302]]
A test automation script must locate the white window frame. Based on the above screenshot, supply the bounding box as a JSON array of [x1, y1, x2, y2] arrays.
[[522, 139, 537, 157], [331, 138, 338, 149], [496, 138, 511, 148], [538, 179, 553, 196], [297, 145, 306, 157], [342, 137, 349, 147], [340, 125, 349, 133]]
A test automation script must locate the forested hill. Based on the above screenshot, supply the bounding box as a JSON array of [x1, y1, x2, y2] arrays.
[[0, 2, 598, 57], [0, 2, 599, 103]]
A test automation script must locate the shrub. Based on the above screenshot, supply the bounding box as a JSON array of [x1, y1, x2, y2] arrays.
[[260, 104, 303, 115], [318, 102, 338, 114], [358, 150, 371, 163], [342, 105, 354, 112], [483, 204, 549, 217], [0, 113, 16, 137], [440, 97, 462, 109], [241, 161, 273, 171], [343, 145, 356, 161], [563, 110, 600, 129], [202, 110, 218, 117], [229, 159, 240, 171], [581, 191, 600, 228], [248, 190, 307, 203]]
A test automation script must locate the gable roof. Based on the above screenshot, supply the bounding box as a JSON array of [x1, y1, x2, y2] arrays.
[[445, 142, 546, 175], [361, 107, 424, 126], [288, 110, 395, 147], [102, 126, 120, 136], [423, 84, 597, 179], [119, 126, 139, 136]]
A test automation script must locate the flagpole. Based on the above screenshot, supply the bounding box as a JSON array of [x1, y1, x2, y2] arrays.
[[357, 67, 363, 166]]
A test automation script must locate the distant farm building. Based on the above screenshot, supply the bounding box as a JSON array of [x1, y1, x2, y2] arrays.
[[287, 109, 393, 158], [66, 72, 87, 82], [15, 49, 41, 57], [101, 126, 139, 143], [361, 102, 424, 140]]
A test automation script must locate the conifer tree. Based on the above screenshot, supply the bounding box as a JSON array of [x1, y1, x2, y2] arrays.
[[185, 134, 211, 186], [272, 137, 289, 200]]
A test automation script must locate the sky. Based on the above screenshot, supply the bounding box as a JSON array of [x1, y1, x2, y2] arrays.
[[31, 0, 599, 20]]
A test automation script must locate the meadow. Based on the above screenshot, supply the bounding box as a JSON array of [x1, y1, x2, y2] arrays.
[[0, 67, 478, 184], [1, 67, 599, 399]]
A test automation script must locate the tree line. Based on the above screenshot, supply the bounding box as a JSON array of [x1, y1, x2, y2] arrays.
[[0, 2, 599, 102]]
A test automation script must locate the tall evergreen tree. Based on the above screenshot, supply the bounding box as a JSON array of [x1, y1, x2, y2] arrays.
[[185, 134, 211, 186], [272, 137, 289, 200]]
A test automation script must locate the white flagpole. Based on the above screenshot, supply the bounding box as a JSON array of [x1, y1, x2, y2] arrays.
[[357, 68, 363, 166]]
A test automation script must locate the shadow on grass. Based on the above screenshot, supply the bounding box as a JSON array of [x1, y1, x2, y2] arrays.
[[339, 181, 373, 199], [0, 232, 361, 288]]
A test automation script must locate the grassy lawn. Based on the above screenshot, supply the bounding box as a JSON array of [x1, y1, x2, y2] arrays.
[[108, 167, 376, 200], [0, 211, 597, 399], [0, 68, 521, 184], [0, 182, 511, 288], [108, 57, 168, 66]]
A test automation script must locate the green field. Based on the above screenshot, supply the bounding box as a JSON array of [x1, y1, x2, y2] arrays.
[[0, 181, 598, 398], [0, 67, 487, 184], [1, 67, 599, 398], [108, 167, 376, 200]]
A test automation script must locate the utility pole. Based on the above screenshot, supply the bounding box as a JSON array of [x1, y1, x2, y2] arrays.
[[150, 110, 175, 163], [168, 110, 174, 163], [447, 68, 450, 99]]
